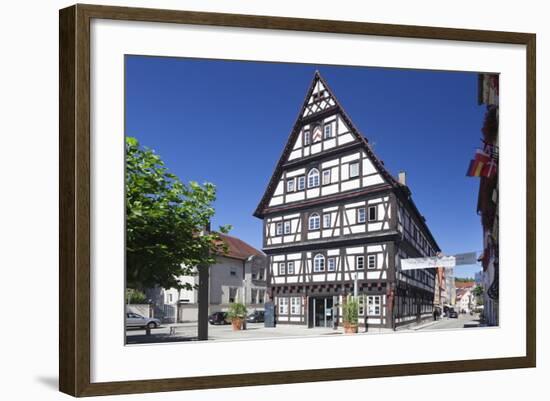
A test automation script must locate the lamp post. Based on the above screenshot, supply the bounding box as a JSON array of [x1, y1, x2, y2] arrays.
[[242, 255, 255, 330]]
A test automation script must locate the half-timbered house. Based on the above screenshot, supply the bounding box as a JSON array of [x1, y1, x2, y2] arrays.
[[254, 72, 440, 329]]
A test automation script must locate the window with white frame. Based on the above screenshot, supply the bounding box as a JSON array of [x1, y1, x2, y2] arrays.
[[368, 205, 378, 221], [308, 213, 320, 230], [290, 297, 300, 315], [297, 176, 305, 191], [323, 213, 331, 228], [327, 257, 336, 271], [278, 297, 289, 315], [368, 254, 377, 269], [283, 221, 291, 235], [258, 290, 265, 303], [358, 295, 365, 316], [349, 162, 360, 178], [287, 178, 295, 192], [278, 262, 286, 275], [323, 124, 332, 139], [322, 169, 331, 185], [356, 255, 365, 270], [307, 168, 320, 188], [367, 296, 381, 316], [304, 131, 310, 146], [313, 254, 325, 272], [287, 261, 295, 275], [357, 207, 366, 223], [276, 222, 283, 235]]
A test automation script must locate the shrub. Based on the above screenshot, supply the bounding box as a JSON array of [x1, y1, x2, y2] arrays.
[[227, 302, 247, 320], [126, 288, 147, 304], [343, 296, 359, 326]]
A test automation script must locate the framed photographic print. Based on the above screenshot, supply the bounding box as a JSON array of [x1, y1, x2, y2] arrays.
[[59, 4, 536, 397]]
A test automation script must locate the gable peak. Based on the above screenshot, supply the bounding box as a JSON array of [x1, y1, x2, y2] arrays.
[[301, 71, 338, 118]]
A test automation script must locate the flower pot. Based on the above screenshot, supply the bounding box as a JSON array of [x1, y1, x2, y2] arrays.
[[231, 318, 244, 331], [344, 324, 358, 334]]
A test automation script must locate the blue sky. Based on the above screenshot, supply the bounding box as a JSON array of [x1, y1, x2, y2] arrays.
[[125, 56, 485, 279]]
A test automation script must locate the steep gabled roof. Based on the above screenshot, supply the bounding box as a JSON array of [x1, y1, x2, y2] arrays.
[[252, 71, 441, 252], [253, 71, 400, 218], [215, 233, 264, 261]]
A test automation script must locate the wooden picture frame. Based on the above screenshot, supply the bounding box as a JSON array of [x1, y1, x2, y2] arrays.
[[59, 3, 536, 397]]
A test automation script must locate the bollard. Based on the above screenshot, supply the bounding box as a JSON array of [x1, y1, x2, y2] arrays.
[[145, 327, 151, 336]]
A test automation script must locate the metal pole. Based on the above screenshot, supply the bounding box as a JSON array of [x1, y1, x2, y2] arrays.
[[197, 223, 211, 341]]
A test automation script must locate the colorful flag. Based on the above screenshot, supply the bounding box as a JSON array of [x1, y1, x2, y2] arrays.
[[475, 149, 490, 163], [466, 159, 484, 177], [481, 159, 498, 178]]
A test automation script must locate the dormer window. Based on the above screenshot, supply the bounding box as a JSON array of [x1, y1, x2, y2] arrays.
[[307, 168, 320, 188]]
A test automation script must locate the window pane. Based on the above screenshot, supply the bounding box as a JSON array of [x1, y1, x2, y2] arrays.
[[287, 179, 295, 192], [298, 176, 305, 190], [368, 206, 377, 221], [357, 208, 366, 223], [322, 170, 331, 185], [350, 162, 359, 177]]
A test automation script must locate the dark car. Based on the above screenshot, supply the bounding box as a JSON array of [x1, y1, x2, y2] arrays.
[[246, 310, 265, 323], [449, 309, 459, 318], [208, 311, 229, 325]]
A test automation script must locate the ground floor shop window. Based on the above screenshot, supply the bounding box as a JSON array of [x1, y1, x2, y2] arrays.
[[278, 297, 289, 314], [290, 297, 300, 315], [367, 295, 381, 316]]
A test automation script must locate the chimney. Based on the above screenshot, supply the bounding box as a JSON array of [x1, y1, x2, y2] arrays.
[[398, 171, 406, 186]]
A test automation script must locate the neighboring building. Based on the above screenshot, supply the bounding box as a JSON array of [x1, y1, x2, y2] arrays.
[[147, 233, 267, 322], [455, 281, 476, 313], [433, 267, 447, 311], [446, 267, 456, 306], [477, 73, 499, 326], [254, 72, 440, 329]]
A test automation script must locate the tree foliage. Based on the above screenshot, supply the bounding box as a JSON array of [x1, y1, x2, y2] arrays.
[[473, 285, 484, 298], [126, 136, 230, 291]]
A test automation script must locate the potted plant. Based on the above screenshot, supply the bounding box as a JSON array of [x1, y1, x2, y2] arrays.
[[343, 296, 359, 334], [227, 302, 247, 331]]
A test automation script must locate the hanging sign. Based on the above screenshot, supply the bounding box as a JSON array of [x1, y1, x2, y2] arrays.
[[400, 252, 477, 270]]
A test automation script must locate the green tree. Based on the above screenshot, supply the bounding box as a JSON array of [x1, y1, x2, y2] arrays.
[[473, 285, 484, 298], [126, 136, 230, 291]]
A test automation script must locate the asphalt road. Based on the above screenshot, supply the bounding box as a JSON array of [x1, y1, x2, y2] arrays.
[[416, 313, 481, 331]]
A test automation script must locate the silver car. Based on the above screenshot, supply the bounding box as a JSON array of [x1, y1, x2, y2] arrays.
[[126, 312, 161, 329]]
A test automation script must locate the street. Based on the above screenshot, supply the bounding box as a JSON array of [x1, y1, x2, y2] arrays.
[[413, 313, 482, 331], [125, 313, 483, 344]]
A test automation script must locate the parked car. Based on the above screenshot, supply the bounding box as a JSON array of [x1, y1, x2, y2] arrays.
[[449, 309, 459, 318], [246, 310, 265, 323], [126, 312, 161, 329], [208, 311, 230, 325]]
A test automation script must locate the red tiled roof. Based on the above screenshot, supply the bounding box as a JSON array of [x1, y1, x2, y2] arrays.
[[215, 233, 264, 261], [455, 281, 475, 289]]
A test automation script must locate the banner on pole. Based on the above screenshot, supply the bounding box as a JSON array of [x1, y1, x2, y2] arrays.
[[400, 252, 477, 270]]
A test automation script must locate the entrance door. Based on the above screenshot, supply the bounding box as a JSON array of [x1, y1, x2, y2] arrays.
[[313, 297, 333, 327], [307, 297, 314, 328]]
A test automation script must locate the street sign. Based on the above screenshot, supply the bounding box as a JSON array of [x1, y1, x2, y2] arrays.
[[400, 252, 478, 270]]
